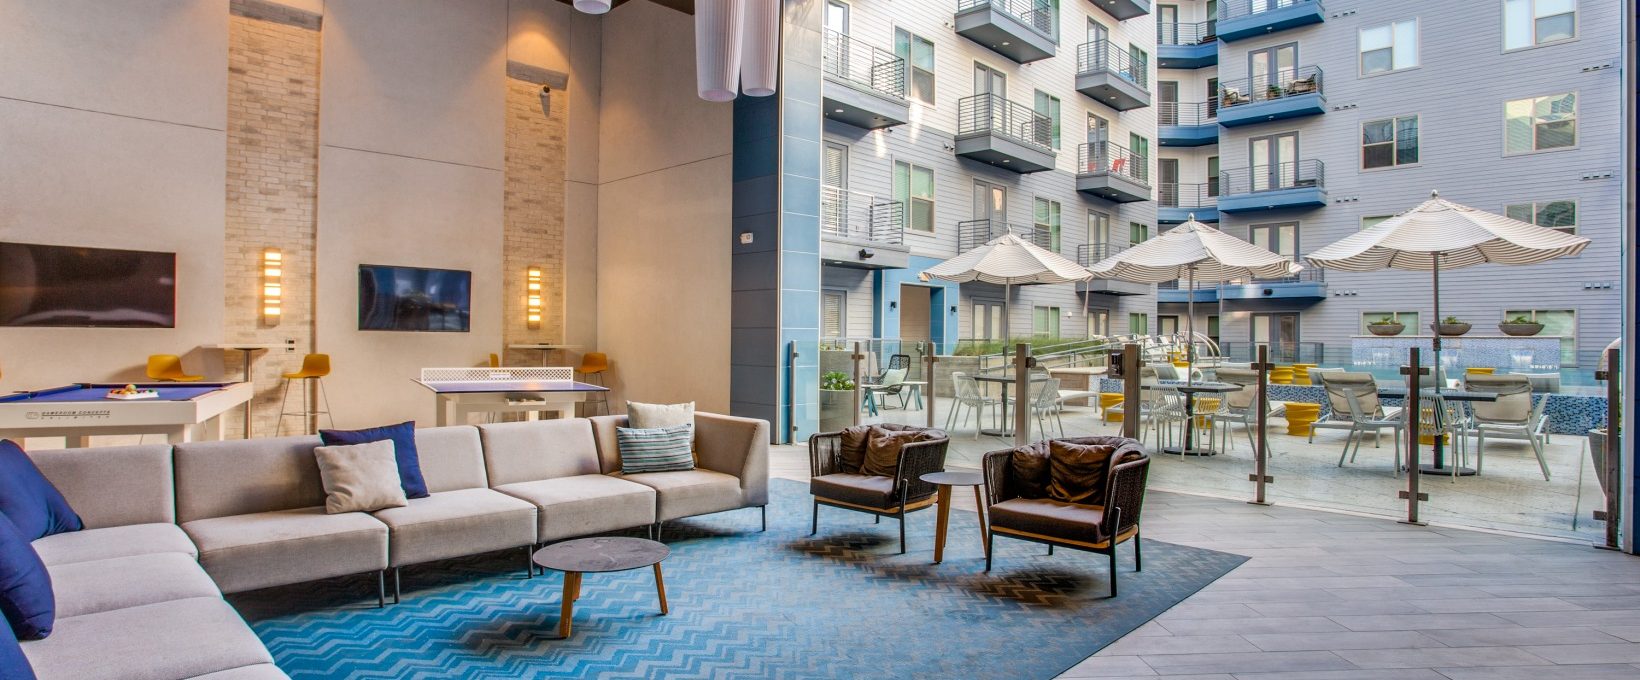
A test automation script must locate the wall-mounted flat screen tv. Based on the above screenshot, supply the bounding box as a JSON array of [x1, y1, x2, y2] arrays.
[[0, 242, 177, 328], [358, 264, 471, 332]]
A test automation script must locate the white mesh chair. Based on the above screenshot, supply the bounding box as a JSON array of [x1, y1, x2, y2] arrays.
[[1208, 367, 1287, 455], [1322, 376, 1405, 475], [946, 372, 999, 440], [1464, 374, 1551, 480], [1312, 372, 1398, 447]]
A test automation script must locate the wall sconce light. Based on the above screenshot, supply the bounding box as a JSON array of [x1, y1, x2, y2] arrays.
[[889, 301, 898, 311], [950, 305, 958, 314], [526, 266, 543, 330], [261, 248, 282, 327]]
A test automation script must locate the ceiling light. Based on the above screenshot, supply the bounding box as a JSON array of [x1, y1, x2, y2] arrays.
[[696, 0, 745, 102], [741, 0, 778, 96], [573, 0, 612, 12]]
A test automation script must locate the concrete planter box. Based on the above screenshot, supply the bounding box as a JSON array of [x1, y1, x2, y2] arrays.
[[820, 389, 855, 433], [1366, 323, 1404, 337], [932, 355, 983, 398], [1498, 322, 1545, 337]]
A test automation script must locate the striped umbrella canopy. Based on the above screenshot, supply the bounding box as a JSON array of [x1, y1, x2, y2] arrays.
[[921, 232, 1092, 347]]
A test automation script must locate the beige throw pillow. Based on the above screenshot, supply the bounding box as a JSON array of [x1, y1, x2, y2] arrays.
[[627, 401, 695, 429], [314, 440, 409, 514]]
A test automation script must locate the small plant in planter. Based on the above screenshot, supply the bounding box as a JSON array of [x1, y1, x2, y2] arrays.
[[1433, 315, 1472, 337], [1498, 314, 1546, 337], [820, 372, 855, 392], [1367, 315, 1405, 336], [819, 371, 857, 432]]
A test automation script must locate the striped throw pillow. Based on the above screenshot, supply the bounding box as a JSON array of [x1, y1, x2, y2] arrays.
[[617, 424, 696, 474]]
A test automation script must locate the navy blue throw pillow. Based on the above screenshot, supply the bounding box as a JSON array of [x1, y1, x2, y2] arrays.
[[319, 423, 429, 499], [0, 607, 37, 680], [0, 440, 82, 541], [0, 513, 55, 641]]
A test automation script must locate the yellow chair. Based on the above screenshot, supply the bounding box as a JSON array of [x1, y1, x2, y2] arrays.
[[489, 353, 501, 368], [146, 355, 204, 382], [576, 352, 611, 416], [278, 353, 334, 435]]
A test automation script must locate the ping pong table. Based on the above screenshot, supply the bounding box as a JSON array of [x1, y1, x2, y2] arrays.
[[415, 367, 608, 426]]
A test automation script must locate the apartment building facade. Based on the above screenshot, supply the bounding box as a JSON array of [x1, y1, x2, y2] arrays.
[[1158, 0, 1623, 367]]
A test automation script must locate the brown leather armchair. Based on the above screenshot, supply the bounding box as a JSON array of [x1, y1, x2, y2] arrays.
[[809, 424, 951, 554], [982, 436, 1150, 597]]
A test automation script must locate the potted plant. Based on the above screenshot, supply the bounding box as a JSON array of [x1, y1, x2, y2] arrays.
[[819, 371, 856, 433], [1498, 314, 1545, 337], [1265, 84, 1283, 100], [1366, 315, 1404, 336], [1433, 315, 1472, 336]]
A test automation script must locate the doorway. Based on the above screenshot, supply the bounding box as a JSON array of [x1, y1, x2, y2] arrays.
[[1159, 81, 1179, 125], [1159, 159, 1179, 206], [972, 180, 1007, 223], [1248, 42, 1297, 94], [1249, 132, 1298, 190], [973, 299, 1004, 341], [1251, 312, 1301, 362]]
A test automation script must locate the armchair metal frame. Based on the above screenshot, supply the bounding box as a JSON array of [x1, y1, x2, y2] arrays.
[[808, 426, 951, 553]]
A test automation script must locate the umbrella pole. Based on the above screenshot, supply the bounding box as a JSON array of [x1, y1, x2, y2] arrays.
[[1431, 256, 1442, 387], [1186, 266, 1196, 386]]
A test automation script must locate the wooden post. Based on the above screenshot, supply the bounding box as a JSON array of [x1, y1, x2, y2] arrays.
[[1399, 348, 1429, 526], [1013, 343, 1033, 447], [850, 342, 864, 427], [1596, 348, 1621, 551], [924, 352, 938, 429], [1121, 344, 1141, 441], [1249, 344, 1274, 506]]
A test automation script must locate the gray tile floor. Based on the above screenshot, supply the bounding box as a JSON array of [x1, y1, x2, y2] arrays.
[[770, 444, 1640, 680]]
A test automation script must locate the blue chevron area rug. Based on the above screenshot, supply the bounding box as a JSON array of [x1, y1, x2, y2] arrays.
[[230, 479, 1245, 679]]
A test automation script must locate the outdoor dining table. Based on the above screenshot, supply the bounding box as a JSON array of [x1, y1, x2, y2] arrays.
[[1157, 381, 1240, 456], [971, 373, 1049, 437], [1376, 386, 1498, 475]]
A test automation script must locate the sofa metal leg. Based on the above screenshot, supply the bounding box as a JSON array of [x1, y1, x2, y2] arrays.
[[1134, 529, 1143, 572], [898, 511, 907, 555], [1108, 549, 1118, 598], [377, 571, 386, 608], [393, 567, 402, 605], [1048, 545, 1054, 556], [874, 514, 880, 525], [760, 505, 767, 532], [654, 521, 664, 542], [984, 531, 994, 572], [810, 499, 819, 536], [525, 546, 535, 579]]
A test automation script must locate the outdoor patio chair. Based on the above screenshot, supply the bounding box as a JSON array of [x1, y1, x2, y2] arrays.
[[1310, 372, 1395, 444], [1006, 377, 1065, 439], [1323, 377, 1405, 476], [1207, 367, 1287, 455], [1416, 392, 1472, 483], [947, 371, 1000, 439], [860, 367, 908, 416], [981, 437, 1150, 597], [809, 424, 951, 554], [1463, 374, 1551, 480]]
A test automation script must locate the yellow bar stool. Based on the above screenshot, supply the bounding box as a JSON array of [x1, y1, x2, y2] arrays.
[[278, 353, 334, 435], [577, 352, 611, 416], [489, 353, 501, 368], [146, 355, 204, 382]]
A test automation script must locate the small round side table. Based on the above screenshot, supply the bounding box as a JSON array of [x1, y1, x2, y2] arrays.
[[919, 471, 988, 565], [532, 536, 670, 638]]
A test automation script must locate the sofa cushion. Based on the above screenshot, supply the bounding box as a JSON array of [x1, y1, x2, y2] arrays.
[[837, 425, 873, 472], [0, 440, 82, 540], [188, 664, 291, 680], [174, 435, 326, 523], [182, 507, 388, 594], [1007, 443, 1052, 500], [1047, 440, 1119, 506], [314, 440, 409, 514], [371, 488, 536, 567], [0, 514, 54, 639], [989, 498, 1107, 544], [620, 469, 744, 522], [411, 426, 489, 493], [320, 422, 430, 499], [0, 615, 35, 680], [860, 426, 936, 477], [627, 401, 695, 431], [478, 420, 601, 487], [20, 597, 272, 680], [30, 523, 197, 567], [617, 424, 696, 474], [494, 474, 656, 543], [49, 552, 219, 619], [26, 444, 175, 529], [810, 473, 896, 509]]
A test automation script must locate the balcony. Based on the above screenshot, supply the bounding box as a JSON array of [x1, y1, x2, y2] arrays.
[[954, 0, 1057, 64], [954, 94, 1057, 173], [821, 29, 910, 130], [1220, 267, 1326, 301], [820, 186, 909, 270], [1156, 21, 1218, 68], [1075, 40, 1150, 110], [1076, 243, 1150, 296], [1076, 142, 1150, 203], [1158, 183, 1218, 224], [1157, 279, 1220, 304], [1218, 159, 1326, 213], [1216, 0, 1324, 43], [1158, 101, 1218, 146], [957, 219, 1052, 253], [1099, 0, 1152, 21], [1217, 66, 1325, 127]]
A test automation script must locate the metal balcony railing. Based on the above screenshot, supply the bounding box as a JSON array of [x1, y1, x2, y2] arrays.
[[1158, 183, 1218, 209], [1077, 141, 1149, 184], [1219, 159, 1325, 195], [957, 94, 1054, 152], [821, 186, 905, 245], [1159, 101, 1217, 126], [1157, 20, 1218, 45], [1253, 267, 1324, 284], [821, 28, 906, 100], [1076, 242, 1127, 268], [1218, 0, 1320, 20], [956, 0, 1057, 39], [1219, 65, 1323, 108], [1157, 279, 1221, 290], [1076, 40, 1149, 89], [957, 219, 1051, 253]]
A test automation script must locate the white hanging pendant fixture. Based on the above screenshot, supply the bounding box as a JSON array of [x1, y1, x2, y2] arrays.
[[695, 0, 746, 102], [572, 0, 613, 14], [739, 0, 778, 96]]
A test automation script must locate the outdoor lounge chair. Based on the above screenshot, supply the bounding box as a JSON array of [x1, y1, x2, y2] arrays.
[[1463, 374, 1552, 480], [1207, 367, 1287, 455], [1321, 374, 1405, 476], [808, 424, 950, 554]]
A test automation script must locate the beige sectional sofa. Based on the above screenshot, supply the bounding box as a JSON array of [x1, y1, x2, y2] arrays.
[[17, 413, 768, 680]]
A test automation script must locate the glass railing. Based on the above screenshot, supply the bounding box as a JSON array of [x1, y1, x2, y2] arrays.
[[1219, 0, 1320, 20], [1076, 40, 1149, 89], [1159, 101, 1217, 126], [1219, 65, 1324, 108], [1077, 141, 1150, 184], [956, 0, 1057, 39], [1159, 183, 1219, 210], [821, 186, 905, 245], [956, 93, 1054, 152], [821, 28, 906, 100], [1219, 159, 1325, 195], [1157, 20, 1218, 45]]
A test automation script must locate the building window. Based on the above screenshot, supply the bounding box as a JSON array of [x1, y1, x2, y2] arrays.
[[822, 290, 847, 338], [1362, 311, 1419, 335], [1504, 309, 1577, 364], [1505, 92, 1576, 154], [893, 160, 935, 232], [1249, 222, 1297, 260], [1128, 313, 1150, 336], [1033, 306, 1062, 338], [1129, 222, 1149, 246], [1034, 90, 1061, 149], [1504, 0, 1576, 50], [1088, 309, 1111, 338], [1361, 214, 1396, 230], [894, 28, 935, 106], [1359, 19, 1418, 75], [1207, 315, 1220, 345], [1034, 197, 1062, 252], [1158, 316, 1179, 337], [1505, 199, 1577, 233], [1088, 210, 1111, 247], [1362, 115, 1419, 169]]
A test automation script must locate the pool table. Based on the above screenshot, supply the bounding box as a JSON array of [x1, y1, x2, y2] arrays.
[[0, 382, 253, 447]]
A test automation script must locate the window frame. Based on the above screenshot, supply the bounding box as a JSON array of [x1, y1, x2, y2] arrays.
[[1033, 306, 1062, 338], [1503, 91, 1578, 155], [892, 158, 937, 233], [1128, 222, 1150, 246], [1504, 198, 1579, 234], [1360, 214, 1396, 230], [1034, 90, 1062, 150], [1502, 0, 1579, 52], [821, 288, 848, 338], [894, 25, 937, 107], [1033, 196, 1063, 253], [1358, 18, 1420, 76], [1128, 312, 1150, 336], [1360, 114, 1420, 171]]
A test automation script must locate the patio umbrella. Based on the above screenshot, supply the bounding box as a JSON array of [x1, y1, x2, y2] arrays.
[[1086, 216, 1301, 384], [1305, 191, 1591, 384], [920, 232, 1093, 349]]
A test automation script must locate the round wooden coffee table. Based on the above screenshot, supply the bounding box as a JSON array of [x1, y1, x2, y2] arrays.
[[919, 471, 988, 565], [532, 536, 670, 638]]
